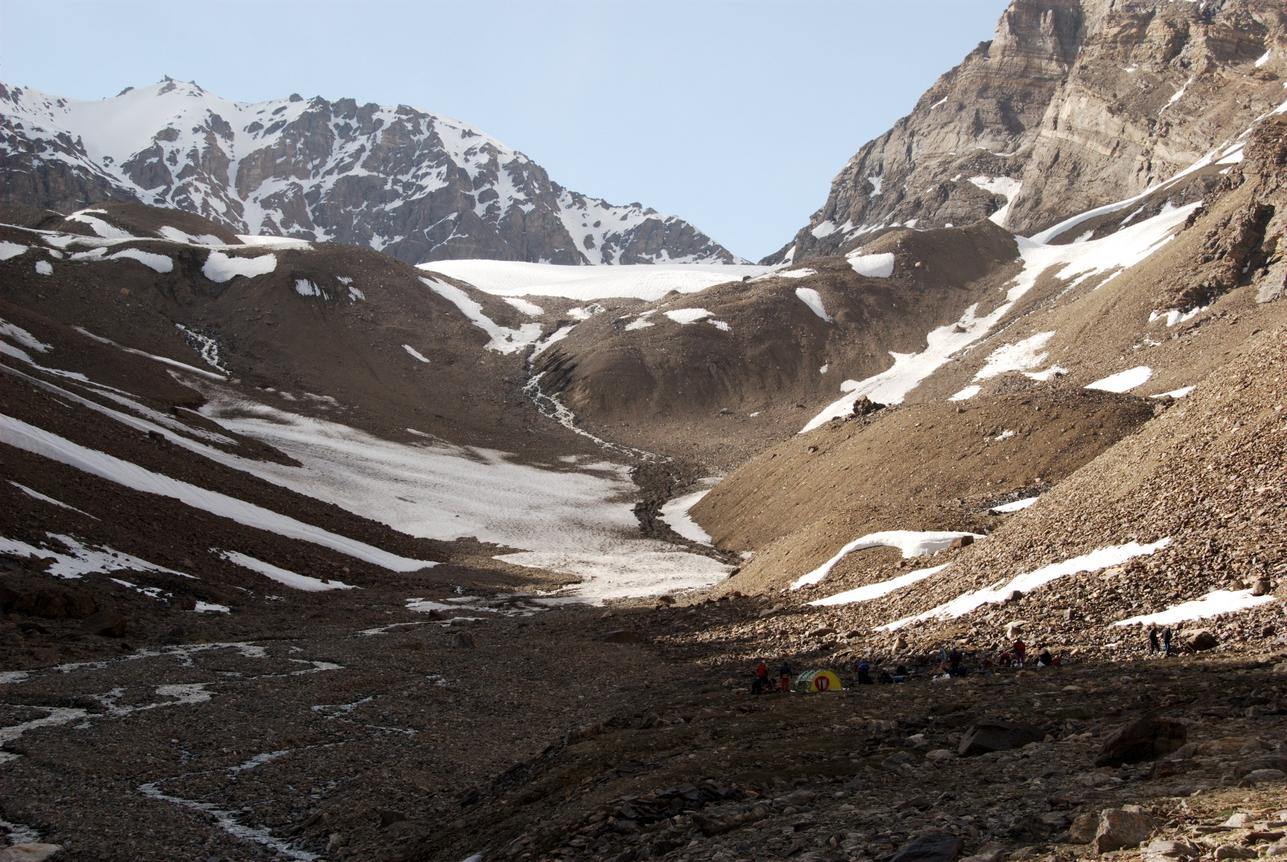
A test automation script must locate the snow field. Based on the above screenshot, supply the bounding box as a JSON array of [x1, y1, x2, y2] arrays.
[[1113, 589, 1277, 627], [202, 251, 278, 283], [419, 260, 767, 302]]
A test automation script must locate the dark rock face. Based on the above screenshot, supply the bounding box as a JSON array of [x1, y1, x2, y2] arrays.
[[770, 0, 1287, 263], [0, 80, 736, 266], [1096, 715, 1188, 766], [958, 720, 1044, 756]]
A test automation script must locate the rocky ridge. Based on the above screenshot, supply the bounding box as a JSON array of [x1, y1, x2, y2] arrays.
[[770, 0, 1286, 264]]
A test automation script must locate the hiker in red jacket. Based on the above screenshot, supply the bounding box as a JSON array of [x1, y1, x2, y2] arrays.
[[752, 659, 770, 695], [1012, 639, 1027, 666]]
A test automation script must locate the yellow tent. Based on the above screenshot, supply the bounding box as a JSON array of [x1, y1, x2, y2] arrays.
[[794, 669, 843, 693]]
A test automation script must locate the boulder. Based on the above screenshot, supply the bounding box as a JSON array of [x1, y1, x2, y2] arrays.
[[1213, 846, 1257, 860], [1250, 578, 1273, 597], [1093, 808, 1158, 854], [1069, 812, 1100, 844], [889, 830, 962, 862], [1140, 839, 1199, 861], [1239, 768, 1286, 786], [1005, 620, 1026, 639], [1188, 630, 1218, 651], [1096, 715, 1187, 766], [958, 721, 1043, 757], [451, 632, 476, 649]]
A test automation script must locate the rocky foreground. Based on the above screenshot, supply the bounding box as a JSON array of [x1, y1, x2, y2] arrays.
[[2, 587, 1285, 862]]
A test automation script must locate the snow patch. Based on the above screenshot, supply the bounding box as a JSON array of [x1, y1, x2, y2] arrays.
[[1086, 366, 1152, 393], [107, 248, 173, 273], [421, 277, 541, 354], [1113, 589, 1276, 627], [794, 287, 833, 323], [974, 332, 1055, 380], [34, 260, 53, 276], [202, 252, 277, 283], [792, 531, 981, 590], [880, 538, 1172, 630], [219, 549, 355, 592], [809, 564, 949, 608], [419, 261, 767, 303], [847, 252, 895, 279], [990, 496, 1038, 514], [659, 488, 715, 546], [403, 345, 430, 363]]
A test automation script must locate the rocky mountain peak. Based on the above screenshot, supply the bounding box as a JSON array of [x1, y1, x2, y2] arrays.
[[0, 80, 737, 265]]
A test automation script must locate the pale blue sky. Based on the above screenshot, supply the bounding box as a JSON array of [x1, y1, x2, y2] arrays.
[[0, 0, 1010, 260]]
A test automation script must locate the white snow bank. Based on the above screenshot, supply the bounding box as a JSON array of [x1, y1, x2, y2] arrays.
[[809, 564, 949, 607], [664, 308, 712, 325], [67, 209, 131, 239], [503, 297, 545, 317], [421, 277, 542, 354], [403, 345, 430, 363], [236, 234, 312, 250], [847, 252, 895, 278], [659, 488, 715, 546], [791, 530, 981, 590], [106, 248, 173, 273], [0, 413, 437, 573], [202, 252, 277, 283], [1113, 589, 1276, 627], [0, 319, 51, 353], [1149, 306, 1206, 327], [1153, 385, 1195, 399], [294, 279, 322, 297], [990, 496, 1038, 514], [35, 260, 53, 276], [0, 532, 190, 580], [1086, 366, 1152, 393], [880, 538, 1172, 630], [975, 332, 1055, 380], [219, 550, 355, 592], [157, 226, 223, 245], [795, 287, 833, 323], [418, 260, 767, 303], [9, 481, 95, 518], [949, 385, 981, 402], [0, 241, 27, 261]]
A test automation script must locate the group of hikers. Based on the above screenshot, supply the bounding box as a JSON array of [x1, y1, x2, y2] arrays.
[[1148, 624, 1176, 656], [750, 623, 1187, 694], [749, 637, 1063, 695]]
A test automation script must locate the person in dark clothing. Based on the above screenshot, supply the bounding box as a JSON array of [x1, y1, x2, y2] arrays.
[[1036, 646, 1053, 667], [1162, 627, 1173, 657], [948, 648, 964, 676], [856, 659, 873, 685], [752, 659, 769, 695], [878, 668, 895, 684], [1148, 625, 1160, 654], [893, 664, 909, 683], [778, 662, 794, 693]]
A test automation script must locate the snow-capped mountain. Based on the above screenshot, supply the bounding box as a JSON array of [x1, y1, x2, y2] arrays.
[[768, 0, 1286, 264], [0, 78, 737, 265]]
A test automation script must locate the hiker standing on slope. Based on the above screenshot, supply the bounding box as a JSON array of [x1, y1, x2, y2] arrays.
[[1012, 638, 1027, 667], [1162, 627, 1173, 657], [1148, 625, 1161, 654], [752, 659, 770, 695]]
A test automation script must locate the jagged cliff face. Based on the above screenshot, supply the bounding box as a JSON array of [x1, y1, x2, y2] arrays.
[[0, 79, 736, 265], [772, 0, 1287, 263]]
